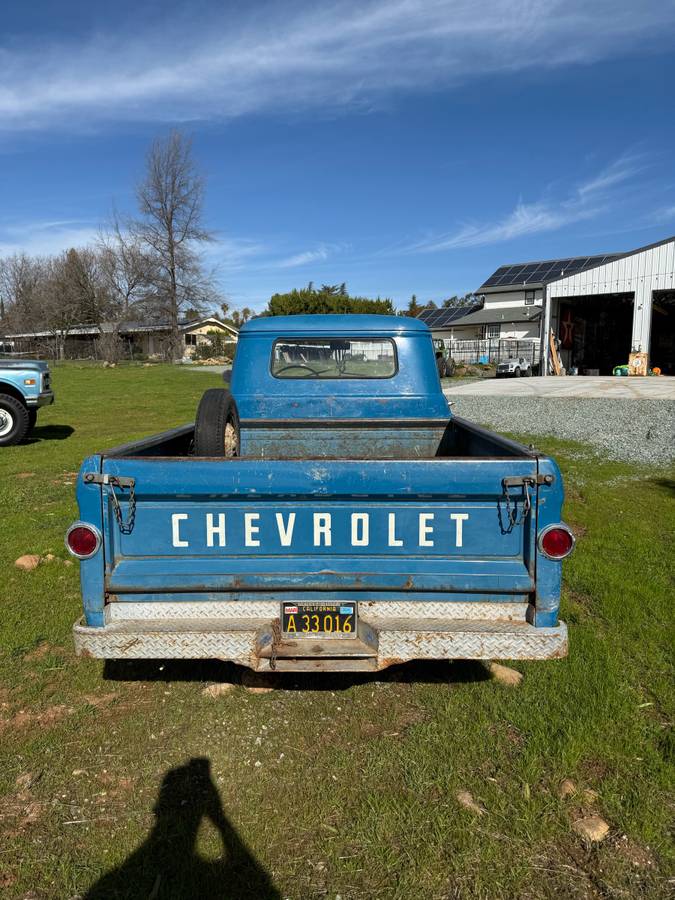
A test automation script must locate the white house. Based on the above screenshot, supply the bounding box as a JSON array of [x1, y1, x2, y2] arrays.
[[4, 316, 239, 360]]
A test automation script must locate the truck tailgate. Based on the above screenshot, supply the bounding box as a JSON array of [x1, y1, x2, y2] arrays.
[[98, 457, 538, 599]]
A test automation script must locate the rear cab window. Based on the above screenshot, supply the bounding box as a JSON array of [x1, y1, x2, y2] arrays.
[[271, 338, 397, 379]]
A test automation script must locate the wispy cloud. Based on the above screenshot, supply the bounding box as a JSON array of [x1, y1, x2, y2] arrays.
[[0, 2, 674, 132], [0, 219, 347, 279], [205, 236, 268, 271], [0, 219, 99, 256], [277, 243, 345, 269], [407, 153, 646, 252]]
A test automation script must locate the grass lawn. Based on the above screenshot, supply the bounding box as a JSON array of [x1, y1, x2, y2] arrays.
[[0, 363, 673, 899]]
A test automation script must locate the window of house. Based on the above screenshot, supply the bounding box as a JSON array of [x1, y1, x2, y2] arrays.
[[483, 324, 500, 340], [524, 290, 535, 305], [185, 333, 198, 346]]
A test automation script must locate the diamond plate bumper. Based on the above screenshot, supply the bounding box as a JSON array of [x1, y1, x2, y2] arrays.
[[73, 601, 567, 672]]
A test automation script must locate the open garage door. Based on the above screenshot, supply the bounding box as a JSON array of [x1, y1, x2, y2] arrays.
[[651, 292, 675, 375], [554, 293, 634, 375]]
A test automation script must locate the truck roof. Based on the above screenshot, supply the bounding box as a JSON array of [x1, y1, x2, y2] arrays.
[[0, 359, 49, 372], [240, 314, 430, 336]]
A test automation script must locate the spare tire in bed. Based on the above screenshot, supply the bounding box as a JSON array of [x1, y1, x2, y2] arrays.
[[194, 389, 240, 457]]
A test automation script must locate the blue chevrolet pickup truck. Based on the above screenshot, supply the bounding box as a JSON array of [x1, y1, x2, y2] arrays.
[[68, 315, 573, 672], [0, 359, 55, 445]]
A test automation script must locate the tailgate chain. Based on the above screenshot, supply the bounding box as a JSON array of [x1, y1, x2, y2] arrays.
[[503, 479, 531, 529], [83, 473, 136, 534], [500, 473, 555, 532]]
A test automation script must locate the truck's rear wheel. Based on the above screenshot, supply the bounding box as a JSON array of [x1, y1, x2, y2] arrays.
[[0, 394, 30, 446], [194, 389, 240, 457]]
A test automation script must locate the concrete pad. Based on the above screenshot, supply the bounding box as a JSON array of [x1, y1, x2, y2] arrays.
[[443, 376, 675, 400]]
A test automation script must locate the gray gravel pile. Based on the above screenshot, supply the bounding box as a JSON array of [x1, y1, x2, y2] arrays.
[[450, 397, 675, 465]]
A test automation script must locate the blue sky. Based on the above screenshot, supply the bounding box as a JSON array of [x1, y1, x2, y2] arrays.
[[1, 0, 675, 312]]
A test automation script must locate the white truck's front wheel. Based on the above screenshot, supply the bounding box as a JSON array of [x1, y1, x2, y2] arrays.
[[0, 394, 30, 446]]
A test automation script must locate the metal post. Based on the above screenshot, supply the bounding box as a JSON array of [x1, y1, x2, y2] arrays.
[[540, 285, 550, 376]]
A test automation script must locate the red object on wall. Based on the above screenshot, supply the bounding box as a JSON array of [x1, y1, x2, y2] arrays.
[[560, 306, 575, 349]]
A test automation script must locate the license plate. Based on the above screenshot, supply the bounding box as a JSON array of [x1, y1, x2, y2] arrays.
[[281, 602, 357, 636]]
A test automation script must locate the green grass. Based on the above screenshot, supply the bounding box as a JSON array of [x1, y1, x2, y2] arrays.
[[0, 363, 673, 899]]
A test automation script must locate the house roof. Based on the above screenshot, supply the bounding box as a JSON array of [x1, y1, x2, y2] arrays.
[[417, 304, 483, 329], [4, 315, 238, 340], [425, 306, 541, 330], [180, 316, 239, 335]]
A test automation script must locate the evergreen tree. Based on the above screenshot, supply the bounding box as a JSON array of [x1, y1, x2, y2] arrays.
[[267, 284, 394, 316]]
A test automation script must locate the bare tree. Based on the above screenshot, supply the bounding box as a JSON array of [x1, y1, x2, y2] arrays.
[[133, 131, 216, 359], [98, 217, 155, 320], [0, 253, 45, 333], [39, 254, 83, 359]]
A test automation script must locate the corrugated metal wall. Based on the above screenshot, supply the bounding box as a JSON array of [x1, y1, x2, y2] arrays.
[[544, 238, 675, 360], [546, 239, 675, 298]]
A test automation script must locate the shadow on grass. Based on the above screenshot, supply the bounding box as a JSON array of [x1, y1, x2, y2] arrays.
[[83, 757, 280, 900], [103, 657, 491, 690], [24, 423, 75, 443], [651, 477, 675, 496]]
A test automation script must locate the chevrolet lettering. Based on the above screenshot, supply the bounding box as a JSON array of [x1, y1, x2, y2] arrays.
[[69, 315, 573, 672], [169, 510, 470, 550]]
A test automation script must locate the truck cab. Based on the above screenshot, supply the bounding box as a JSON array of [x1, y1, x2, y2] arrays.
[[0, 359, 54, 446], [69, 315, 573, 672]]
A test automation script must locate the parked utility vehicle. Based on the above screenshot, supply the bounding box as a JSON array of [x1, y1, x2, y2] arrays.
[[496, 356, 533, 378], [69, 315, 573, 672], [0, 359, 54, 445]]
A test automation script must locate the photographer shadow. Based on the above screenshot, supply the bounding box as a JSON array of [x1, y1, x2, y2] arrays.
[[84, 757, 280, 900]]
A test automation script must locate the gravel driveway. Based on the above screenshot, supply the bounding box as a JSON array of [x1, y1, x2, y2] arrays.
[[448, 396, 675, 465]]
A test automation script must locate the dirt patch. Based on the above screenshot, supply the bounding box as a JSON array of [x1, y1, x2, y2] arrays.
[[612, 833, 657, 869], [359, 704, 427, 739], [15, 472, 36, 479], [580, 757, 611, 783], [0, 686, 13, 710], [82, 692, 119, 709], [0, 704, 74, 733], [95, 770, 137, 801], [0, 772, 46, 836], [23, 642, 65, 662], [504, 723, 525, 748]]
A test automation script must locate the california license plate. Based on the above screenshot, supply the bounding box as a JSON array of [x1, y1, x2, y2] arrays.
[[281, 602, 357, 636]]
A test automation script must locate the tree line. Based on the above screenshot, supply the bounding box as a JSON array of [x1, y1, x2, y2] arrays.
[[0, 132, 221, 360], [0, 130, 477, 360]]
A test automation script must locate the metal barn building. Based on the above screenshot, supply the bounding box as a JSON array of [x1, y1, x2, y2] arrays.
[[474, 236, 675, 375], [540, 236, 675, 375]]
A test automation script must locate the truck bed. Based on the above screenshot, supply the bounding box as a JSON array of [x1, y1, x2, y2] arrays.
[[101, 415, 535, 460]]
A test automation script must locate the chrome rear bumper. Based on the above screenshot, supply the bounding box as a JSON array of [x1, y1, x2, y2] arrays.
[[73, 601, 567, 672]]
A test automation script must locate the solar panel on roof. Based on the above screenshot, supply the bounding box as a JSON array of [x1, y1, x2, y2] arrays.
[[417, 304, 482, 328], [479, 252, 625, 288]]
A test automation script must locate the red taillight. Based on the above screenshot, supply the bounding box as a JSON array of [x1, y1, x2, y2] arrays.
[[65, 523, 101, 559], [538, 525, 575, 560]]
